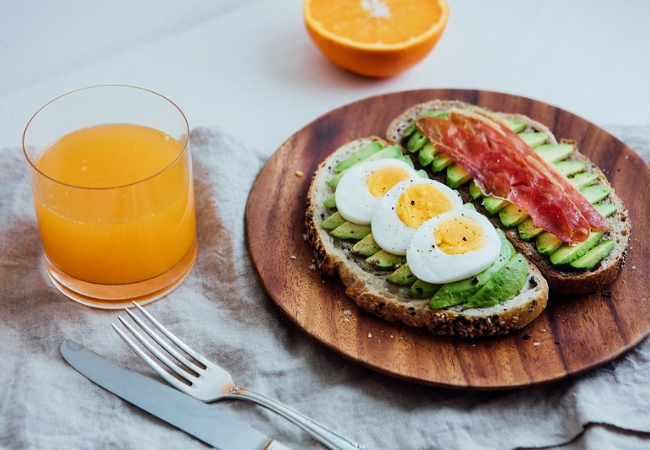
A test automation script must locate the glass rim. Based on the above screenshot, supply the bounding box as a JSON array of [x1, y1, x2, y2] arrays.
[[22, 84, 190, 191]]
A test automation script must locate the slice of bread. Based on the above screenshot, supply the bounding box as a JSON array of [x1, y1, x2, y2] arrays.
[[305, 137, 549, 338], [386, 100, 631, 295]]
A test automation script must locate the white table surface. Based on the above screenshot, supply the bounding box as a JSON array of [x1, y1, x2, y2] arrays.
[[2, 1, 650, 449], [2, 0, 650, 153]]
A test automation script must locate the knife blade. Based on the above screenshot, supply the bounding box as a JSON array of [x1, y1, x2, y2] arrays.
[[60, 339, 289, 450]]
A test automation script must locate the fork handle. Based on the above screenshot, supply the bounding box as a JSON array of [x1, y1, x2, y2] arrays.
[[228, 388, 366, 450]]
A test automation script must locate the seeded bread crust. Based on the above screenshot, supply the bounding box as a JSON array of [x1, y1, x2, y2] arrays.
[[386, 101, 631, 295], [305, 137, 549, 338]]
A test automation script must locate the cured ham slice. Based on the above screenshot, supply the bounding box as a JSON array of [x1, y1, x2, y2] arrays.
[[416, 113, 611, 244]]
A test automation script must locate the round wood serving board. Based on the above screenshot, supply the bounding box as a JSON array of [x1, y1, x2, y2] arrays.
[[244, 89, 650, 390]]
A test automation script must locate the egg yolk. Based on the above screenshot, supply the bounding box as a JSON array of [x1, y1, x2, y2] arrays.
[[434, 215, 487, 255], [396, 183, 456, 229], [366, 166, 412, 198]]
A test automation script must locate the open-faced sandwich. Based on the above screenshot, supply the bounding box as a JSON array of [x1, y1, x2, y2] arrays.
[[386, 100, 630, 295], [304, 100, 631, 338]]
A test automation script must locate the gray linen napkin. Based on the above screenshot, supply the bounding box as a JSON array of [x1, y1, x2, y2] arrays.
[[0, 125, 648, 450]]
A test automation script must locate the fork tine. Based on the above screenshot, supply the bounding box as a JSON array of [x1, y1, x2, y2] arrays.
[[123, 307, 203, 374], [131, 302, 209, 365], [111, 322, 190, 391], [115, 316, 198, 382]]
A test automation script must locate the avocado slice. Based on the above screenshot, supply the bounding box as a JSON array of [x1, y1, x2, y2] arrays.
[[365, 250, 406, 269], [580, 184, 612, 204], [330, 222, 372, 240], [567, 171, 599, 189], [536, 232, 563, 255], [594, 202, 617, 218], [428, 230, 514, 310], [321, 212, 347, 230], [518, 217, 544, 241], [323, 194, 336, 209], [432, 152, 454, 172], [446, 163, 472, 188], [569, 240, 615, 269], [518, 131, 549, 148], [351, 233, 382, 256], [365, 145, 404, 163], [550, 230, 606, 266], [386, 264, 417, 286], [498, 203, 530, 228], [327, 171, 345, 189], [534, 143, 575, 163], [555, 160, 587, 176], [327, 145, 404, 188], [464, 253, 528, 309], [403, 123, 417, 138], [507, 117, 528, 133], [483, 196, 509, 215], [334, 141, 384, 172], [407, 130, 428, 153], [409, 279, 442, 299], [417, 141, 437, 167], [468, 179, 483, 200], [417, 110, 450, 120]]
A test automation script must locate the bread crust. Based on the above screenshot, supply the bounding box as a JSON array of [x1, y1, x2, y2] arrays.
[[386, 101, 631, 295], [305, 137, 549, 337]]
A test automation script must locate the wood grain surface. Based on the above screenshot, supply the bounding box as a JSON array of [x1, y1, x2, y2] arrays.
[[244, 89, 650, 390]]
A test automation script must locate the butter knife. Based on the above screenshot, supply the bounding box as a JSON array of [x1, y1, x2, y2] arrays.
[[60, 340, 290, 450]]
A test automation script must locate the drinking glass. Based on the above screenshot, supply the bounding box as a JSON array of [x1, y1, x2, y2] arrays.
[[23, 85, 197, 309]]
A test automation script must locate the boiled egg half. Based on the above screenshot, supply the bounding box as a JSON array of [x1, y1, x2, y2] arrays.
[[371, 178, 463, 255], [406, 208, 501, 284], [335, 159, 419, 224]]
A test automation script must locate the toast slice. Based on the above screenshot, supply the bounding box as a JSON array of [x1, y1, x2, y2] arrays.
[[386, 100, 631, 295], [305, 137, 548, 337]]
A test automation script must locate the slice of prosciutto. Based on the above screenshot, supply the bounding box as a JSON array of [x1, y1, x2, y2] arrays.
[[416, 112, 611, 244]]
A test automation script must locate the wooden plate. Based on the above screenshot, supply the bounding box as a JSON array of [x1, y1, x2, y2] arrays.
[[244, 89, 650, 390]]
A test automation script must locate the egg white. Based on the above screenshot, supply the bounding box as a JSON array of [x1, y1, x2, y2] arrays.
[[371, 178, 463, 256], [335, 159, 419, 225], [406, 209, 501, 284]]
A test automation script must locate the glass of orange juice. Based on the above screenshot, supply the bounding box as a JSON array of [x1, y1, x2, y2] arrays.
[[22, 85, 198, 309]]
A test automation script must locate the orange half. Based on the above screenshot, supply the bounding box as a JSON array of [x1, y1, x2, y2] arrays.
[[304, 0, 449, 78]]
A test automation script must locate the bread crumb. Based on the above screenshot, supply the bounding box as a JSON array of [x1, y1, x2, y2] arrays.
[[295, 170, 304, 177]]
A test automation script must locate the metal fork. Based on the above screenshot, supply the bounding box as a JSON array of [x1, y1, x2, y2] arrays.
[[112, 302, 365, 450]]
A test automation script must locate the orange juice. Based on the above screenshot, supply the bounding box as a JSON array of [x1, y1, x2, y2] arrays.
[[32, 123, 196, 285]]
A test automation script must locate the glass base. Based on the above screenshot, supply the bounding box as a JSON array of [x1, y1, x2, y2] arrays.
[[44, 239, 198, 309]]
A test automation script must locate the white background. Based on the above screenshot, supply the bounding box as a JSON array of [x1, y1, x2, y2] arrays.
[[2, 0, 649, 154]]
